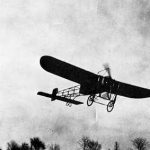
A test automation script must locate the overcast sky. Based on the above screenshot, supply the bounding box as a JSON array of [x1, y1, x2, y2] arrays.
[[1, 0, 150, 150]]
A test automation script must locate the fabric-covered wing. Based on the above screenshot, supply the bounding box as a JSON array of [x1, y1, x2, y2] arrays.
[[40, 56, 98, 84], [115, 81, 150, 98], [37, 91, 83, 105]]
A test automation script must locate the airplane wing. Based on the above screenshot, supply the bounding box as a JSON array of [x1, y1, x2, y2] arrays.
[[40, 56, 150, 99], [37, 92, 83, 105], [40, 56, 98, 84], [114, 81, 150, 98]]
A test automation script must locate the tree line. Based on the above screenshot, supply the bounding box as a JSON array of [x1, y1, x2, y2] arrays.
[[1, 136, 149, 150]]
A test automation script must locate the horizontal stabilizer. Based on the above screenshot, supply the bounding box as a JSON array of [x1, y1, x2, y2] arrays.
[[37, 91, 83, 105], [37, 91, 53, 98]]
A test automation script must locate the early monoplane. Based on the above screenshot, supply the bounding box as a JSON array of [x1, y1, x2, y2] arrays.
[[37, 56, 150, 112]]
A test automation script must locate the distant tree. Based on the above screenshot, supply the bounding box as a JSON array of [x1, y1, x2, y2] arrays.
[[7, 141, 20, 150], [114, 141, 120, 150], [20, 143, 30, 150], [30, 137, 45, 150], [132, 137, 150, 150], [78, 136, 89, 150], [78, 136, 101, 150], [49, 144, 60, 150]]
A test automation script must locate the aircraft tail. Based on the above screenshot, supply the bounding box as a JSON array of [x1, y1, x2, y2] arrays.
[[51, 88, 58, 101], [37, 88, 58, 101]]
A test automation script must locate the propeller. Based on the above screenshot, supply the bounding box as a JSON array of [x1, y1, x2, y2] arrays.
[[103, 63, 112, 78]]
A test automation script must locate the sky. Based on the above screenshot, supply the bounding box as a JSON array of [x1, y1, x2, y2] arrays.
[[0, 0, 150, 150]]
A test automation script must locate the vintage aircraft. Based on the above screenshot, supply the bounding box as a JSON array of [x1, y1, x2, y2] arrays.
[[37, 55, 150, 112]]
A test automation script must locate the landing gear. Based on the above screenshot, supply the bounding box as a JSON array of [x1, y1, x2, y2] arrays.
[[107, 100, 114, 112], [66, 102, 72, 107], [106, 94, 117, 112], [87, 95, 95, 106]]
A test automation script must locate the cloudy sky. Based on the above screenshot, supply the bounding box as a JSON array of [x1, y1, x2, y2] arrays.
[[1, 0, 150, 150]]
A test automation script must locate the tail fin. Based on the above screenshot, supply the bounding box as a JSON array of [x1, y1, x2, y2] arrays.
[[51, 88, 58, 101], [37, 88, 58, 101]]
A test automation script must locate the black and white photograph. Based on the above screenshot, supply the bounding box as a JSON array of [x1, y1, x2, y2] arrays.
[[1, 0, 150, 150]]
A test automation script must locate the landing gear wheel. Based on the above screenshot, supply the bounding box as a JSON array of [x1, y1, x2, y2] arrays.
[[66, 102, 69, 106], [66, 102, 72, 107], [69, 103, 72, 107], [87, 95, 94, 106], [107, 101, 114, 112]]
